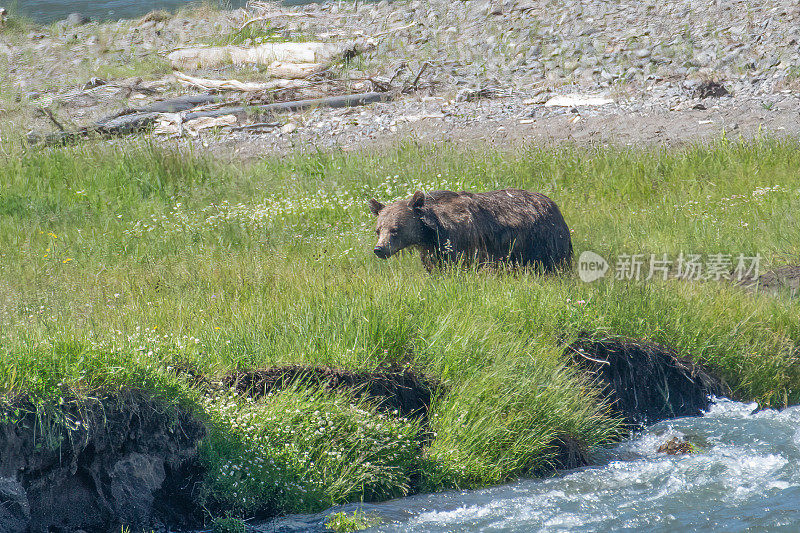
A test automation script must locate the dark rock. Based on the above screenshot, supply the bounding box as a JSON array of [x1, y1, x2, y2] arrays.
[[65, 13, 90, 26], [657, 436, 693, 455], [110, 453, 166, 526], [0, 477, 30, 533], [695, 81, 730, 98]]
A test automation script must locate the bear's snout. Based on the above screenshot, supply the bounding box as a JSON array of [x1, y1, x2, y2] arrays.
[[374, 246, 390, 259]]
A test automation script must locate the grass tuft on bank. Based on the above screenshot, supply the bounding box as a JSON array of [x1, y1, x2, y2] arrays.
[[1, 138, 799, 514]]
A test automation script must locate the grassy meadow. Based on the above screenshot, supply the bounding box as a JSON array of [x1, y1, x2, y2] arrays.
[[1, 138, 799, 517]]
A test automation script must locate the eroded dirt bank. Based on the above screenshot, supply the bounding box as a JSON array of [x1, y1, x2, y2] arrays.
[[0, 394, 206, 533], [0, 341, 731, 532], [568, 335, 729, 426], [223, 365, 442, 419]]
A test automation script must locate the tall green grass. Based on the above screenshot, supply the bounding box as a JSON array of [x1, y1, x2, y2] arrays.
[[0, 138, 799, 510]]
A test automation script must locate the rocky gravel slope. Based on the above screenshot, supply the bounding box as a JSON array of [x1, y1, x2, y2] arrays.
[[2, 0, 800, 154]]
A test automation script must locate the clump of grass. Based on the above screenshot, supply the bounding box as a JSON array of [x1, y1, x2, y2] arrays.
[[326, 510, 382, 532], [422, 352, 621, 489], [200, 386, 421, 514], [0, 3, 36, 37], [211, 516, 247, 533], [91, 55, 172, 82], [206, 22, 279, 46]]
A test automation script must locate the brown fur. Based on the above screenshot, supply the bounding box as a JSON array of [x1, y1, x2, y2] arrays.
[[369, 188, 573, 272]]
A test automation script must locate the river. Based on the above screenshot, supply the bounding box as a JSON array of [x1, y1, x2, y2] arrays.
[[14, 0, 320, 24], [260, 399, 800, 532]]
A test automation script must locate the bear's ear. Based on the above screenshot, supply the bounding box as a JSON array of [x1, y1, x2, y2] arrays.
[[410, 190, 425, 209], [369, 198, 385, 216]]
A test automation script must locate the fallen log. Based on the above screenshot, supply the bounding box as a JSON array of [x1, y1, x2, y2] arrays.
[[27, 92, 390, 145], [27, 94, 221, 146], [182, 91, 391, 121], [173, 71, 311, 92], [133, 94, 220, 113], [167, 41, 371, 70], [239, 11, 318, 32], [230, 122, 280, 131], [266, 61, 325, 79]]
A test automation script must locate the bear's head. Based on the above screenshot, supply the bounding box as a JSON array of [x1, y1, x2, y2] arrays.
[[369, 190, 426, 259]]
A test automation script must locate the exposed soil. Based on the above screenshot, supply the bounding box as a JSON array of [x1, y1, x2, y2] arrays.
[[567, 335, 729, 427], [0, 393, 206, 533], [547, 435, 590, 471], [225, 353, 729, 430], [746, 264, 800, 297], [223, 364, 442, 419]]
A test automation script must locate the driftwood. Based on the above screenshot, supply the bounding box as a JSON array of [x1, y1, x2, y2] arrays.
[[125, 94, 221, 113], [26, 94, 220, 146], [154, 113, 240, 137], [173, 71, 311, 92], [181, 92, 390, 121], [230, 122, 280, 132], [372, 21, 420, 39], [27, 92, 390, 146], [38, 108, 66, 132], [265, 61, 325, 79], [166, 41, 369, 70]]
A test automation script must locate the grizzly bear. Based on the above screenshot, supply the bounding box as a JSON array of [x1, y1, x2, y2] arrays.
[[369, 188, 573, 272]]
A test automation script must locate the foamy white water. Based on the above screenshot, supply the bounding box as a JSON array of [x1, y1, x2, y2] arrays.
[[259, 399, 800, 532]]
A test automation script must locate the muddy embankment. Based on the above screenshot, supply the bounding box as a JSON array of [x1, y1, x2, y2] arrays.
[[0, 394, 206, 533], [0, 337, 727, 532]]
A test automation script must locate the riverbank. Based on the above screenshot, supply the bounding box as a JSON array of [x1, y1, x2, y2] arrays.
[[3, 0, 800, 154], [268, 399, 800, 532], [1, 139, 799, 530]]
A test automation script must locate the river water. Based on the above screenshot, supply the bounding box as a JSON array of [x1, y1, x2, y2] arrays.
[[15, 0, 318, 24], [261, 399, 800, 532]]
